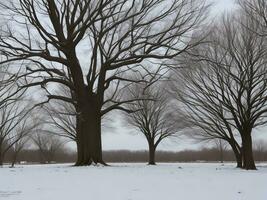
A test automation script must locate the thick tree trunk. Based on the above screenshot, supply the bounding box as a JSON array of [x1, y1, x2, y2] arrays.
[[235, 153, 243, 168], [87, 111, 103, 164], [148, 144, 156, 165], [75, 116, 84, 165], [242, 134, 256, 170], [75, 104, 104, 166], [66, 50, 105, 166]]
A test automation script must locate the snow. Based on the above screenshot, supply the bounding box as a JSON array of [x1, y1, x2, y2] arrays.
[[0, 163, 267, 200]]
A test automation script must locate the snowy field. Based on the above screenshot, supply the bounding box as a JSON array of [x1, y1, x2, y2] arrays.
[[0, 163, 267, 200]]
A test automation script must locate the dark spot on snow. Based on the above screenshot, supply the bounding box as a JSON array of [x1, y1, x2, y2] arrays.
[[0, 190, 22, 198]]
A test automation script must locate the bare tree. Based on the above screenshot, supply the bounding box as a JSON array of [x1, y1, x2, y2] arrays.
[[10, 136, 31, 167], [171, 13, 267, 169], [239, 0, 267, 37], [253, 140, 267, 161], [213, 139, 228, 164], [0, 100, 37, 166], [123, 82, 186, 165], [0, 0, 208, 165], [0, 66, 29, 166], [32, 132, 65, 164]]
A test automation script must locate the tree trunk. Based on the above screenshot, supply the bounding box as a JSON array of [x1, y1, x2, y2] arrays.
[[235, 152, 243, 168], [65, 50, 105, 166], [0, 154, 3, 166], [242, 134, 256, 170], [148, 144, 156, 165], [75, 103, 104, 166], [0, 142, 3, 166], [11, 153, 17, 168], [0, 150, 4, 166], [219, 147, 224, 163], [229, 142, 242, 168], [75, 116, 84, 165]]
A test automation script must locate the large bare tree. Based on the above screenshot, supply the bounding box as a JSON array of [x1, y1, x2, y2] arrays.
[[172, 13, 267, 169], [0, 0, 208, 165]]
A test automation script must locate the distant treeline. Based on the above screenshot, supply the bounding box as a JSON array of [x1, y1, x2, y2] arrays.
[[3, 148, 267, 165]]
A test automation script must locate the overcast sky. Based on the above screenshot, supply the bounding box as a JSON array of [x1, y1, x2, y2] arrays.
[[68, 0, 267, 152]]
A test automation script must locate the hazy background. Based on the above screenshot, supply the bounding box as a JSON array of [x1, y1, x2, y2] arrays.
[[61, 0, 266, 152]]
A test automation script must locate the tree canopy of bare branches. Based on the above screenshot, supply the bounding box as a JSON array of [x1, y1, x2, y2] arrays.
[[32, 132, 65, 164], [124, 82, 188, 165], [43, 86, 76, 142], [0, 0, 208, 165], [0, 99, 39, 165], [171, 13, 267, 169]]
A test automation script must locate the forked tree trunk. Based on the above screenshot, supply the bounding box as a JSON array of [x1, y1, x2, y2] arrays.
[[67, 50, 105, 166], [148, 144, 156, 165], [242, 134, 256, 170]]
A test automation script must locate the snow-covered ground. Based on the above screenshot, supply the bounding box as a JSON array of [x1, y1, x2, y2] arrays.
[[0, 163, 266, 200]]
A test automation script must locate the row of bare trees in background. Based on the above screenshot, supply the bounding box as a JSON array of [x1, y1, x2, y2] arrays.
[[0, 73, 65, 166], [0, 0, 267, 170], [3, 140, 267, 164]]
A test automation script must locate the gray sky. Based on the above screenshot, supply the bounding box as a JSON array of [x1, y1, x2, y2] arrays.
[[100, 0, 234, 151], [68, 0, 267, 152], [212, 0, 236, 11]]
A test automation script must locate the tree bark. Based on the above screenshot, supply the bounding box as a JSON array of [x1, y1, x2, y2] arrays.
[[75, 101, 104, 166], [229, 142, 242, 168], [148, 144, 156, 165], [235, 152, 243, 169], [242, 134, 256, 170]]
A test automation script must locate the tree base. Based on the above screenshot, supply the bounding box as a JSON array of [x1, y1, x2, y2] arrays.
[[74, 159, 108, 167], [242, 165, 257, 170]]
